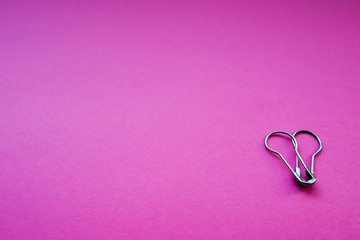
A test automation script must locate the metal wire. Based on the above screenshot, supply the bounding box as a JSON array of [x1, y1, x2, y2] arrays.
[[264, 130, 322, 186]]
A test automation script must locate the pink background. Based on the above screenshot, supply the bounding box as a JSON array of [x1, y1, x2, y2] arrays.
[[1, 0, 359, 239]]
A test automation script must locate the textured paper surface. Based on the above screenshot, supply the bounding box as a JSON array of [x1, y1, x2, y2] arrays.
[[0, 0, 359, 239]]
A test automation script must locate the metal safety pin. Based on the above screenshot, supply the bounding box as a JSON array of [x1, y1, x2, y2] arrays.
[[264, 130, 322, 186], [292, 130, 322, 176]]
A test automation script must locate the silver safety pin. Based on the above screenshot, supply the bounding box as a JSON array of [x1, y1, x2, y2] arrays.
[[264, 130, 322, 186], [292, 130, 322, 176]]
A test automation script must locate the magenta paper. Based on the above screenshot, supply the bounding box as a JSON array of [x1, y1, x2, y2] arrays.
[[0, 0, 359, 239]]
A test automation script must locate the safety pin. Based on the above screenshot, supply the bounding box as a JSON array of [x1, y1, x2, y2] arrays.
[[264, 130, 322, 186], [292, 130, 322, 176]]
